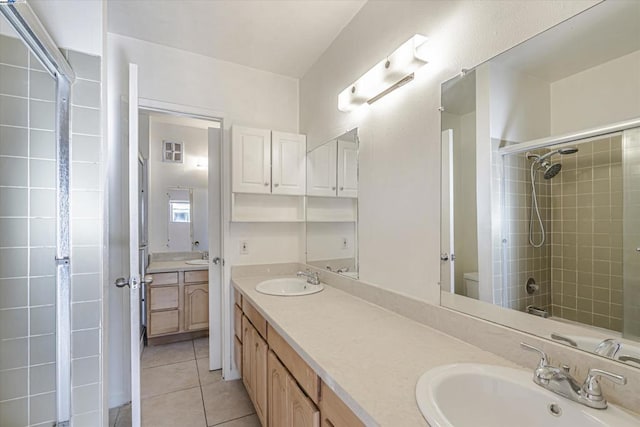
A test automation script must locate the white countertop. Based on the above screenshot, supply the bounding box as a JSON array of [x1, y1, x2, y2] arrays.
[[232, 274, 524, 426], [147, 260, 208, 274]]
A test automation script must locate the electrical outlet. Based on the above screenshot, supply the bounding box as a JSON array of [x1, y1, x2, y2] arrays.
[[342, 237, 348, 249], [240, 240, 249, 255]]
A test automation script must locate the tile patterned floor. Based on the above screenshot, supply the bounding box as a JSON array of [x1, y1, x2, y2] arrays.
[[108, 338, 259, 427]]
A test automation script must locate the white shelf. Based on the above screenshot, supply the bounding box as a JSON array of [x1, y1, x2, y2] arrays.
[[306, 196, 357, 222], [231, 193, 305, 223]]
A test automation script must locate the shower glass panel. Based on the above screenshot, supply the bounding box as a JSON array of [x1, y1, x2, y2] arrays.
[[623, 128, 640, 341], [0, 24, 58, 426]]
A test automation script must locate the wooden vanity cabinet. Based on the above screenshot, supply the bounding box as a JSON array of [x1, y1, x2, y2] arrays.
[[242, 314, 268, 426], [147, 269, 208, 340], [319, 382, 364, 427]]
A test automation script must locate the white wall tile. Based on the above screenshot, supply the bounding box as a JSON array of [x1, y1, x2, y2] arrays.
[[71, 190, 101, 218], [29, 391, 56, 424], [0, 248, 28, 278], [72, 356, 99, 387], [0, 156, 28, 186], [71, 134, 101, 162], [29, 276, 55, 306], [29, 70, 55, 102], [72, 329, 99, 358], [29, 247, 56, 277], [71, 273, 100, 302], [71, 219, 101, 246], [0, 126, 28, 157], [72, 106, 100, 135], [0, 397, 27, 426], [0, 187, 28, 216], [29, 363, 56, 395], [29, 100, 55, 131], [0, 218, 28, 248], [0, 278, 27, 309], [30, 305, 55, 335], [0, 95, 28, 127], [29, 189, 56, 218], [29, 218, 56, 247], [0, 337, 27, 370], [29, 159, 56, 189], [29, 129, 55, 160], [0, 367, 27, 400], [72, 301, 100, 331], [71, 162, 100, 190], [71, 246, 100, 274], [30, 334, 55, 365], [72, 382, 100, 414]]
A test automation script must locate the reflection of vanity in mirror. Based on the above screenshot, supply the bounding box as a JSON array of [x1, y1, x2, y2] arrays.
[[440, 1, 640, 368], [306, 129, 359, 278]]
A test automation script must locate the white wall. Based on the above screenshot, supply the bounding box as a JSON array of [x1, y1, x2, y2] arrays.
[[106, 32, 302, 406], [551, 49, 640, 134], [299, 0, 598, 302], [148, 120, 209, 253]]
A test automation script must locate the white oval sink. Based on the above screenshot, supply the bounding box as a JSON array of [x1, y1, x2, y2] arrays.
[[416, 364, 639, 427], [185, 259, 208, 265], [256, 278, 323, 296]]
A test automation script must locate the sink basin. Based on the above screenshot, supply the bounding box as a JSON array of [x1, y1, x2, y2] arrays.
[[185, 259, 208, 265], [256, 278, 323, 296], [416, 363, 639, 427]]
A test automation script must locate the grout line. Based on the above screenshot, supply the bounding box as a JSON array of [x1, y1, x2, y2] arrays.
[[196, 339, 210, 427], [210, 413, 257, 427]]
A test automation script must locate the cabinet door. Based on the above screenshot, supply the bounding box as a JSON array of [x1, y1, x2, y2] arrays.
[[307, 141, 337, 197], [337, 140, 358, 198], [268, 351, 289, 427], [184, 284, 208, 331], [319, 382, 364, 427], [254, 329, 269, 426], [232, 126, 272, 194], [272, 131, 306, 195], [234, 336, 242, 375], [242, 316, 254, 398], [288, 375, 319, 427]]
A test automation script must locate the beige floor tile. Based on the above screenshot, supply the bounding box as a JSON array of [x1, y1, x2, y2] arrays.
[[108, 406, 119, 427], [213, 414, 261, 427], [142, 387, 206, 427], [141, 340, 195, 368], [141, 360, 199, 399], [194, 337, 209, 359], [197, 358, 222, 386], [202, 379, 254, 426]]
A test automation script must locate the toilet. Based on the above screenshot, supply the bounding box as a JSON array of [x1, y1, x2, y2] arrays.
[[463, 272, 480, 299]]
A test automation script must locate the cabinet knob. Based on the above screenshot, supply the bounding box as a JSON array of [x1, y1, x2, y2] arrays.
[[332, 187, 336, 191], [274, 183, 279, 187], [264, 182, 269, 186], [340, 186, 344, 191]]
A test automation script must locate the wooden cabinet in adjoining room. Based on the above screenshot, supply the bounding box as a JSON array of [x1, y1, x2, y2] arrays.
[[184, 283, 208, 331]]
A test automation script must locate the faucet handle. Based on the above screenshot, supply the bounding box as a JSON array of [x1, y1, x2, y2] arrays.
[[582, 368, 627, 400], [521, 342, 550, 369]]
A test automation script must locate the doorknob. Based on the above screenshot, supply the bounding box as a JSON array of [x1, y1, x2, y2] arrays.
[[440, 253, 449, 261], [141, 274, 153, 285], [212, 257, 221, 265], [115, 277, 130, 288]]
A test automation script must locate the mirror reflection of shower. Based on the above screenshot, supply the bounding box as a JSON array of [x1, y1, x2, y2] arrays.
[[526, 147, 579, 247]]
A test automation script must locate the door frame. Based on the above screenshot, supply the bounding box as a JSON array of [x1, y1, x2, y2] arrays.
[[136, 98, 232, 376]]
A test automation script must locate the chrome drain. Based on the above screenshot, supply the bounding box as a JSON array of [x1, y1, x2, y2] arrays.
[[548, 403, 562, 417]]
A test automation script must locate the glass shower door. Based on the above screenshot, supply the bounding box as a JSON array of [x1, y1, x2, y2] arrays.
[[0, 25, 59, 427], [623, 127, 640, 341]]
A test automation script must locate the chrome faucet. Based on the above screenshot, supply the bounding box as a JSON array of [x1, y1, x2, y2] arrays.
[[521, 342, 627, 409], [594, 339, 621, 358], [297, 269, 320, 286]]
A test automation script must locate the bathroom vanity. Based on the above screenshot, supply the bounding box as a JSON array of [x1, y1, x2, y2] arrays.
[[146, 260, 209, 343]]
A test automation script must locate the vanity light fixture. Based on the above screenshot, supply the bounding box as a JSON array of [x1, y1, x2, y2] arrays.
[[338, 34, 429, 112]]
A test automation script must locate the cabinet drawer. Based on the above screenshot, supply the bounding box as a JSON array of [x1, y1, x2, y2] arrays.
[[149, 310, 179, 336], [242, 299, 267, 339], [234, 336, 242, 375], [319, 381, 363, 427], [267, 324, 320, 404], [149, 272, 178, 286], [185, 270, 208, 283], [234, 304, 242, 341], [149, 286, 178, 310]]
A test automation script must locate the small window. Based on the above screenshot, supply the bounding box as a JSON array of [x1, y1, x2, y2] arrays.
[[163, 140, 184, 163], [170, 201, 191, 223]]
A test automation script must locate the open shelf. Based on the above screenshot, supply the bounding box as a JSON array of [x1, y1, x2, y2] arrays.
[[231, 193, 305, 222]]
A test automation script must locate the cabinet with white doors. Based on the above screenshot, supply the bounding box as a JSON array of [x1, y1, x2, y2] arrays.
[[306, 140, 357, 198], [232, 126, 306, 222], [232, 126, 306, 196]]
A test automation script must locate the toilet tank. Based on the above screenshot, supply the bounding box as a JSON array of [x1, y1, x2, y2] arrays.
[[463, 272, 479, 300]]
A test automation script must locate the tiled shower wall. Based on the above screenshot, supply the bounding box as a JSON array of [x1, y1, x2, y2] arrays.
[[549, 136, 624, 331], [503, 148, 552, 311], [0, 33, 103, 426]]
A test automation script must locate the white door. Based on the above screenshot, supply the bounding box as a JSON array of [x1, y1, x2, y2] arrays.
[[307, 141, 337, 197], [208, 127, 223, 370], [337, 140, 358, 198], [231, 126, 272, 194], [271, 131, 306, 195], [440, 129, 455, 293]]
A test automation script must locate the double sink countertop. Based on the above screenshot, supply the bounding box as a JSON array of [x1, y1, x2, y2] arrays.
[[232, 273, 524, 426]]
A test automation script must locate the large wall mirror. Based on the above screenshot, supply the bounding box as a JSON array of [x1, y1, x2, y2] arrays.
[[440, 0, 640, 369], [306, 129, 359, 278]]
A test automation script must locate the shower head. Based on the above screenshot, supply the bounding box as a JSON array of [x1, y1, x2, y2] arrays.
[[543, 162, 562, 179], [538, 146, 579, 162]]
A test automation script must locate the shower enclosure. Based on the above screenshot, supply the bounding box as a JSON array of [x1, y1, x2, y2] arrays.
[[0, 3, 74, 425], [501, 123, 640, 339]]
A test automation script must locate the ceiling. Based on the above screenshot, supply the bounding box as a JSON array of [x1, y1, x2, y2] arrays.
[[107, 0, 366, 78]]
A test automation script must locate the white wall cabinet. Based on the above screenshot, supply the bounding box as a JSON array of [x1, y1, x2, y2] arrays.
[[232, 126, 306, 196], [307, 140, 357, 198]]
